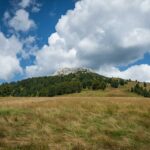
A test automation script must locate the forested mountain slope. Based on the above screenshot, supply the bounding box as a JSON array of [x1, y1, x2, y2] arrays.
[[0, 69, 149, 97]]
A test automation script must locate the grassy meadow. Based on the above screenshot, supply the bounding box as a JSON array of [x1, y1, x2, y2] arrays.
[[0, 96, 150, 150]]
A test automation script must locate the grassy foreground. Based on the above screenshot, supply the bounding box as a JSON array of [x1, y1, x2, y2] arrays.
[[0, 97, 150, 150]]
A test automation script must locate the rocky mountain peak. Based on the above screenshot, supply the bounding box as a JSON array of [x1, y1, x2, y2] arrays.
[[55, 67, 92, 75]]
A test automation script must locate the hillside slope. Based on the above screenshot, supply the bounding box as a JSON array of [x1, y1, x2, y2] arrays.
[[0, 69, 148, 97]]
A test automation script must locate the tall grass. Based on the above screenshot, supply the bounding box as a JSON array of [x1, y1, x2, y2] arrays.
[[0, 97, 149, 150]]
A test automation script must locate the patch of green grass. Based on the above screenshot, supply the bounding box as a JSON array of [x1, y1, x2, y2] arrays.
[[105, 130, 128, 139], [0, 108, 30, 116]]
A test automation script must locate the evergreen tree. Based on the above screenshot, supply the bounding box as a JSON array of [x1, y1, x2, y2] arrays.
[[144, 82, 147, 87], [111, 80, 119, 88], [92, 80, 100, 90], [119, 79, 125, 86]]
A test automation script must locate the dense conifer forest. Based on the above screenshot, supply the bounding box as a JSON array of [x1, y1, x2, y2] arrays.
[[0, 70, 149, 97], [0, 70, 128, 97]]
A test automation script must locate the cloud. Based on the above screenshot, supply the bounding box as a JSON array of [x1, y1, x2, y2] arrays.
[[9, 9, 36, 32], [32, 6, 40, 13], [26, 33, 78, 77], [32, 2, 42, 13], [3, 11, 10, 21], [19, 0, 31, 8], [18, 0, 41, 12], [0, 0, 39, 81], [98, 64, 150, 82], [26, 0, 150, 81], [23, 36, 36, 45], [21, 36, 38, 59], [0, 32, 23, 80]]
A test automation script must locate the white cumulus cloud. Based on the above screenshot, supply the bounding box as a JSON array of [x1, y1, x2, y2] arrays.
[[9, 9, 36, 32], [19, 0, 31, 8], [26, 0, 150, 81], [0, 32, 23, 80], [26, 33, 78, 77], [98, 64, 150, 82], [19, 0, 41, 12]]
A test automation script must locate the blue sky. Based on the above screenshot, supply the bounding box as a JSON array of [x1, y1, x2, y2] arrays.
[[0, 0, 76, 82], [0, 0, 150, 82], [0, 0, 75, 39], [0, 0, 76, 60]]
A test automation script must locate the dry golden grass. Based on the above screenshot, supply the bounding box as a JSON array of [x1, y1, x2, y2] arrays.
[[0, 97, 150, 150]]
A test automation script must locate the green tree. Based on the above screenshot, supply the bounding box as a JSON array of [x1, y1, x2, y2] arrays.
[[92, 80, 100, 90], [144, 82, 147, 88], [99, 81, 107, 90], [111, 80, 119, 88], [119, 79, 125, 86]]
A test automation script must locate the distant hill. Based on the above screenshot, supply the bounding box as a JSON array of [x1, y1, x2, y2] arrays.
[[0, 68, 149, 97]]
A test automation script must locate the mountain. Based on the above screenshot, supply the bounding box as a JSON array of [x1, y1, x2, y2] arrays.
[[55, 67, 92, 75], [0, 68, 148, 97]]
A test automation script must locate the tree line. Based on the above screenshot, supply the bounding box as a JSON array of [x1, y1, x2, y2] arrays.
[[0, 71, 128, 97], [131, 83, 150, 97]]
